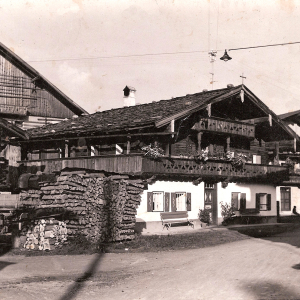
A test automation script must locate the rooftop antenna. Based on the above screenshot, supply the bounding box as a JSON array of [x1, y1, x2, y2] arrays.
[[208, 50, 217, 90]]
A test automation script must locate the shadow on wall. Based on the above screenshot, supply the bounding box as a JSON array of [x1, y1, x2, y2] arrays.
[[240, 280, 300, 299], [134, 218, 146, 234]]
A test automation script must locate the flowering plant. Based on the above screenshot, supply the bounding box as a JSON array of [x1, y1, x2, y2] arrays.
[[220, 201, 236, 220], [194, 149, 209, 163], [231, 153, 248, 169], [141, 144, 165, 159]]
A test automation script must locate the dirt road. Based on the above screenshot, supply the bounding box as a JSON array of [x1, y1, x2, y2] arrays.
[[0, 230, 300, 300]]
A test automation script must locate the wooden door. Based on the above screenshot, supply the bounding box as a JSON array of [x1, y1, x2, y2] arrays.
[[204, 183, 218, 224]]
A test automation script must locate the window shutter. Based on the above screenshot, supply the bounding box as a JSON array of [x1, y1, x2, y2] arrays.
[[267, 194, 271, 211], [240, 198, 246, 211], [240, 193, 246, 211], [186, 193, 192, 211], [231, 192, 239, 211], [171, 193, 176, 212], [147, 192, 153, 212], [256, 194, 260, 211], [164, 192, 170, 212]]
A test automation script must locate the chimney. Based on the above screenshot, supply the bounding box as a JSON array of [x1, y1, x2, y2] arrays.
[[123, 86, 136, 107]]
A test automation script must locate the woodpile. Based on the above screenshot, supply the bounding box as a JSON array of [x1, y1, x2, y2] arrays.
[[18, 170, 145, 245], [23, 219, 67, 251]]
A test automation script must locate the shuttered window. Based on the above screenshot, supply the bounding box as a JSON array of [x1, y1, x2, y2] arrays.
[[256, 193, 271, 211], [153, 192, 164, 211], [176, 192, 186, 211], [148, 191, 191, 212]]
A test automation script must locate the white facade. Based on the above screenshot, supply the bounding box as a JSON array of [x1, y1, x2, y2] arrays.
[[136, 180, 277, 226]]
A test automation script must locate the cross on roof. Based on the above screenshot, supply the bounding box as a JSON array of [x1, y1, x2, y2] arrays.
[[240, 73, 246, 84]]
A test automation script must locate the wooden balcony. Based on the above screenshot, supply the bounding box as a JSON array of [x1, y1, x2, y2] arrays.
[[20, 154, 289, 183], [192, 117, 255, 138]]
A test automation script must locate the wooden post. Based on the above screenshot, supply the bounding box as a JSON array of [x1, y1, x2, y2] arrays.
[[171, 119, 175, 137], [64, 141, 69, 158], [274, 142, 279, 165], [226, 137, 230, 152], [127, 136, 131, 155], [197, 132, 203, 154]]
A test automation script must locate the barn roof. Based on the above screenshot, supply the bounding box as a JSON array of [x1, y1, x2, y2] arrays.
[[0, 42, 88, 116]]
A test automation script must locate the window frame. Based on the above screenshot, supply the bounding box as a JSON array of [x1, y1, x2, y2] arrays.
[[152, 191, 165, 212], [280, 187, 291, 211], [256, 193, 271, 211], [175, 192, 187, 212]]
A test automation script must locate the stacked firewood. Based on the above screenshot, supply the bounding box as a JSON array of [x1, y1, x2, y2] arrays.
[[18, 170, 145, 243], [23, 219, 67, 251], [19, 189, 42, 206], [103, 176, 144, 241]]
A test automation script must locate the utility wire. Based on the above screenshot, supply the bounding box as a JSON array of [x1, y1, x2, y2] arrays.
[[228, 41, 300, 51], [27, 49, 210, 63]]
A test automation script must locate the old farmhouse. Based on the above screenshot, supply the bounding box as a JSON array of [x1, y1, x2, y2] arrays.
[[14, 84, 300, 238]]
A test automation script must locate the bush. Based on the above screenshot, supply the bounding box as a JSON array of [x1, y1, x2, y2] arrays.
[[198, 208, 211, 225], [220, 201, 236, 221]]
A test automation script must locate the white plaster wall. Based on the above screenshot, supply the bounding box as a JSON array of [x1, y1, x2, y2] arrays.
[[137, 181, 204, 222], [137, 180, 277, 223], [217, 182, 277, 218]]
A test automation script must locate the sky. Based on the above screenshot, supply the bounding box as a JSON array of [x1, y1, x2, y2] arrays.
[[0, 0, 300, 115]]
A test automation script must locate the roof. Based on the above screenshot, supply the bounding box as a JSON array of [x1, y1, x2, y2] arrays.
[[279, 110, 300, 126], [0, 42, 88, 116], [26, 84, 296, 141], [0, 118, 28, 140], [27, 86, 234, 139]]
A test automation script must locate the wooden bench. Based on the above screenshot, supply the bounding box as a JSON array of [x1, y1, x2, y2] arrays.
[[160, 212, 194, 230], [240, 208, 260, 225]]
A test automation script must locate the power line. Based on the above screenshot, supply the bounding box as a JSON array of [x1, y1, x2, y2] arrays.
[[229, 41, 300, 51], [27, 49, 210, 63]]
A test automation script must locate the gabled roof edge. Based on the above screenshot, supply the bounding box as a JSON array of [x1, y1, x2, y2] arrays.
[[0, 42, 88, 116]]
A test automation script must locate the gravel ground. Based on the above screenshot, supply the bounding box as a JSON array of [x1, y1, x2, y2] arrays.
[[0, 227, 299, 299]]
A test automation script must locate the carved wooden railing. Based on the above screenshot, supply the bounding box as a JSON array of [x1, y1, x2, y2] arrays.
[[141, 157, 288, 181], [192, 117, 255, 138], [20, 155, 289, 182]]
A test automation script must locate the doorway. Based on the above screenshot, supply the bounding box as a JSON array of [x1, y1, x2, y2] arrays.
[[204, 183, 218, 224]]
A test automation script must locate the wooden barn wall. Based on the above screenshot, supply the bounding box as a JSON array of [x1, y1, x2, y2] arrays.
[[0, 56, 75, 119], [171, 136, 197, 157]]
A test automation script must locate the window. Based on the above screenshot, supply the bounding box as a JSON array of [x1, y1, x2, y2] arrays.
[[280, 187, 291, 211], [253, 155, 261, 164], [231, 192, 246, 211], [153, 192, 164, 211], [256, 193, 271, 211], [205, 183, 214, 189], [147, 191, 191, 212], [176, 192, 186, 211]]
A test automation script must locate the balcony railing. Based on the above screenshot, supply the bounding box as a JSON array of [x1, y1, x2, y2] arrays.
[[192, 117, 255, 138], [20, 154, 289, 183]]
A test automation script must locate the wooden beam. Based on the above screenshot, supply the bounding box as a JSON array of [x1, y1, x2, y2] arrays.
[[155, 88, 241, 128], [21, 131, 177, 143]]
